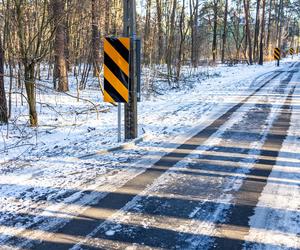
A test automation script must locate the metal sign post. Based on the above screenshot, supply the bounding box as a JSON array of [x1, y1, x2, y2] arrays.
[[118, 104, 121, 142]]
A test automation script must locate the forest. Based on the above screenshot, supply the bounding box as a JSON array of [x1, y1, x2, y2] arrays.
[[0, 0, 299, 127]]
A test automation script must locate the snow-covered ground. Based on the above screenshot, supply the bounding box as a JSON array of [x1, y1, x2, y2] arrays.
[[1, 60, 289, 162], [0, 57, 299, 249]]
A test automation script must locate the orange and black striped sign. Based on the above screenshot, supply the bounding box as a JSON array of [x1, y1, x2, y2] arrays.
[[289, 48, 294, 55], [104, 37, 130, 103], [274, 47, 280, 60]]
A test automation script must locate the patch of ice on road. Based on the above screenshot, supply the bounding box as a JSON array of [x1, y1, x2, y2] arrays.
[[105, 230, 116, 236]]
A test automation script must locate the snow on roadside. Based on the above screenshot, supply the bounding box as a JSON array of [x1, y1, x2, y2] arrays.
[[244, 68, 300, 250], [0, 60, 288, 164]]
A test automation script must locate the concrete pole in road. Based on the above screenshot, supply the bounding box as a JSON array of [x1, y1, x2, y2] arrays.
[[123, 0, 138, 140]]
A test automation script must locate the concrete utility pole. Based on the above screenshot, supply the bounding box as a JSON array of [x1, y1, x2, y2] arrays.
[[123, 0, 138, 139]]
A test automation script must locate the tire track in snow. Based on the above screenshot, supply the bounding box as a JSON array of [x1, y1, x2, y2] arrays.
[[60, 69, 292, 249], [211, 66, 298, 249]]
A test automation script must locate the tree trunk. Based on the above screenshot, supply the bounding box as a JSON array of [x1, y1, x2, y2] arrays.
[[91, 0, 101, 77], [259, 0, 266, 65], [275, 0, 280, 43], [65, 0, 71, 72], [0, 37, 8, 124], [24, 63, 38, 127], [166, 0, 177, 81], [244, 0, 253, 64], [191, 0, 199, 67], [277, 0, 284, 49], [144, 0, 152, 65], [176, 0, 186, 80], [53, 0, 69, 92], [253, 0, 261, 62], [156, 0, 164, 64], [266, 0, 272, 53], [212, 0, 218, 62], [221, 0, 228, 63], [235, 0, 242, 59]]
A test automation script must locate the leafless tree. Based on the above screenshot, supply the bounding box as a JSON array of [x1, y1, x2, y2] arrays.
[[0, 36, 8, 124], [52, 0, 69, 92]]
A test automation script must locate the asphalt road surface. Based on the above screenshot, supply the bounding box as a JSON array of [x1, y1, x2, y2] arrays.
[[4, 61, 300, 250]]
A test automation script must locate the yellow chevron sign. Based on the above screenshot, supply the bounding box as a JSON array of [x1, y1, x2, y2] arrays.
[[274, 47, 280, 60], [289, 48, 294, 55], [104, 37, 130, 103]]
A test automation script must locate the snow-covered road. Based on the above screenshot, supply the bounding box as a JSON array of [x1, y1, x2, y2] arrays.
[[0, 59, 299, 249]]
